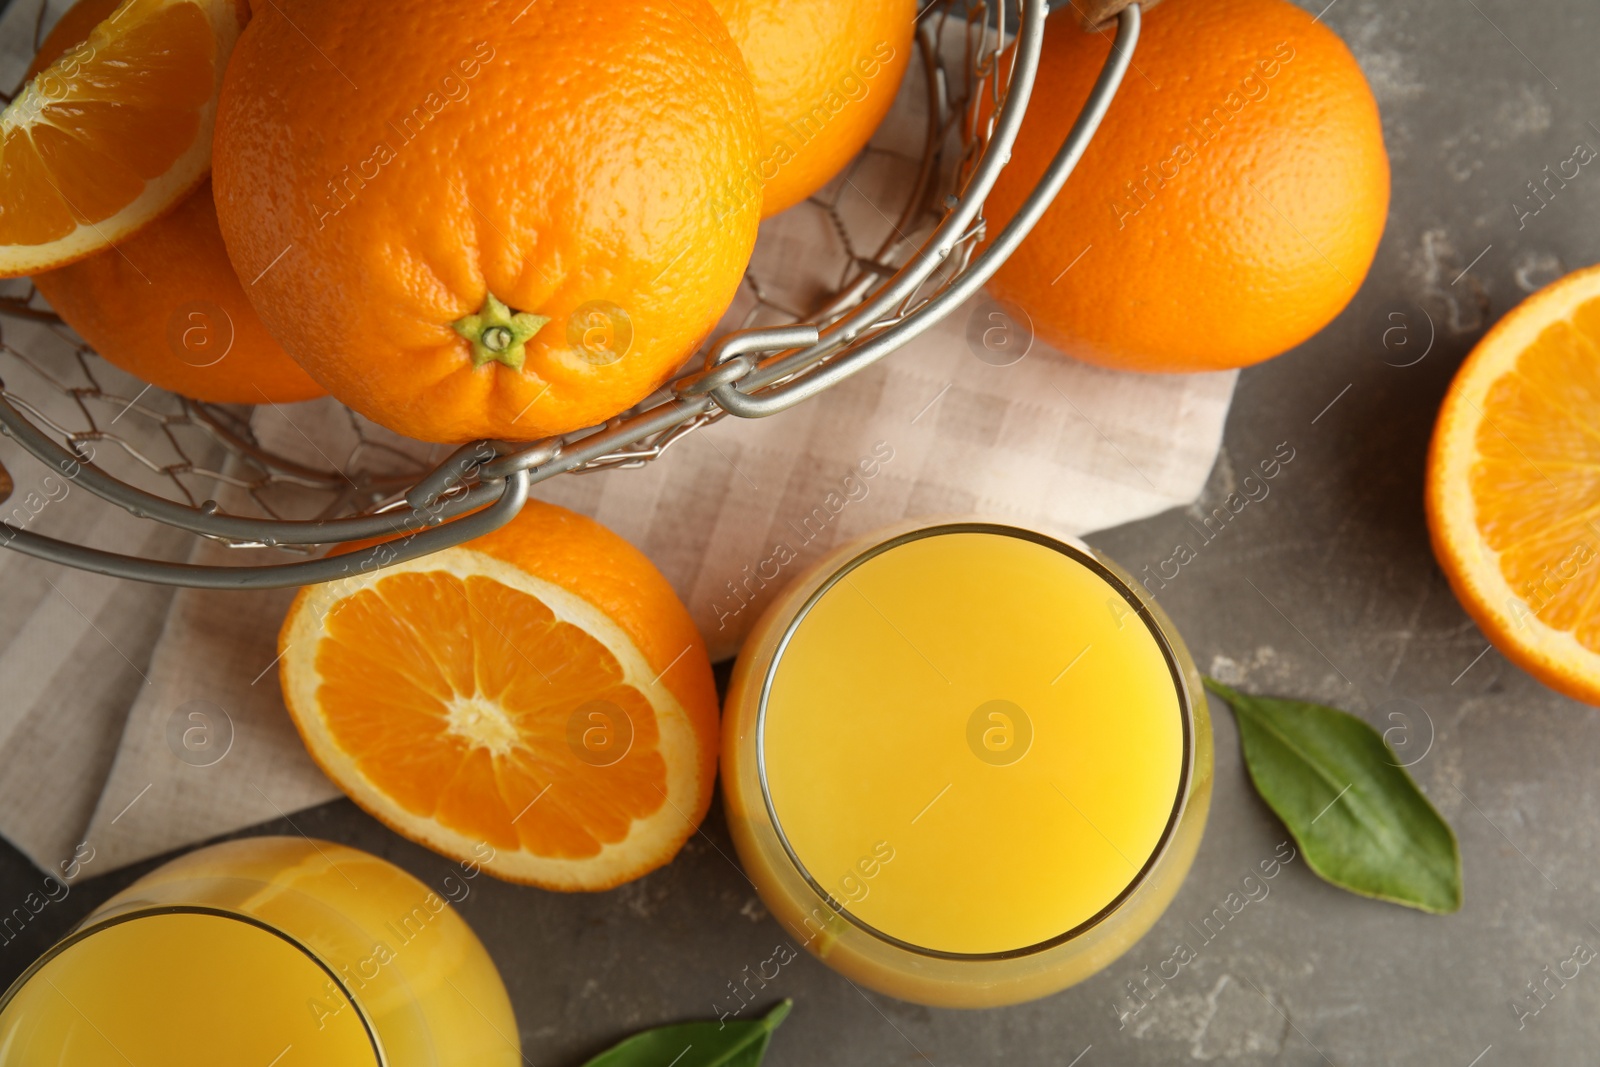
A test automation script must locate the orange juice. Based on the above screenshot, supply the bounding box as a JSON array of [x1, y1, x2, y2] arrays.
[[0, 837, 519, 1065], [723, 522, 1212, 1007]]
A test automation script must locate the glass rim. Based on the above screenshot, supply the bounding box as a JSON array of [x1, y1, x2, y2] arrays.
[[0, 904, 387, 1065], [753, 520, 1198, 963]]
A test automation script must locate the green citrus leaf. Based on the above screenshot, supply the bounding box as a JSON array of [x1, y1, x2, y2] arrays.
[[581, 999, 792, 1067], [1203, 678, 1462, 914]]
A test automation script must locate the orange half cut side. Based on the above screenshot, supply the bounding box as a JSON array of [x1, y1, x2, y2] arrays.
[[279, 549, 714, 890], [1428, 263, 1600, 705]]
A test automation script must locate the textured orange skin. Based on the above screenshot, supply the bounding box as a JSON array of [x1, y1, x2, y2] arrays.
[[33, 180, 325, 404], [983, 0, 1390, 373], [280, 500, 721, 889], [214, 0, 761, 444], [710, 0, 916, 217]]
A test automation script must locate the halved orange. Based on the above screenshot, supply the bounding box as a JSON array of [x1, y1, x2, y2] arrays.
[[2, 0, 247, 277], [278, 501, 720, 890], [1427, 263, 1600, 706]]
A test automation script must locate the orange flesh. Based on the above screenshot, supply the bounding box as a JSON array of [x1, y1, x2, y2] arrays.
[[1, 2, 212, 245], [314, 572, 667, 859], [1472, 295, 1600, 650]]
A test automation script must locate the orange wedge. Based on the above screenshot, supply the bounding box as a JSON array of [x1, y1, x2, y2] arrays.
[[278, 501, 720, 890], [1427, 263, 1600, 706], [2, 0, 247, 277]]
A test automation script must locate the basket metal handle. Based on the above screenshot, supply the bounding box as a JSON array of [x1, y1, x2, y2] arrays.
[[1076, 0, 1161, 30], [0, 468, 531, 589]]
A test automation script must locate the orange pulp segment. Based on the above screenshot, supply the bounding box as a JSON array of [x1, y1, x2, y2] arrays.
[[279, 502, 720, 890], [3, 0, 245, 275]]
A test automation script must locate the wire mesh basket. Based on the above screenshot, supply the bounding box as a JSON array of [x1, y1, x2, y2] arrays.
[[0, 0, 1140, 589]]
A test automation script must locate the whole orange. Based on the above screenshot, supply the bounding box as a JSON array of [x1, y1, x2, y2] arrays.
[[709, 0, 917, 217], [983, 0, 1389, 373], [213, 0, 761, 444], [27, 0, 322, 405], [33, 179, 325, 404]]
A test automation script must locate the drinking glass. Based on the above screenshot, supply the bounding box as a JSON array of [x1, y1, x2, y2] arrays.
[[0, 836, 520, 1065], [722, 520, 1213, 1007]]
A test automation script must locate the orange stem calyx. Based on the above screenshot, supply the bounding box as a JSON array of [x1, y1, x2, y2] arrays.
[[453, 292, 549, 371]]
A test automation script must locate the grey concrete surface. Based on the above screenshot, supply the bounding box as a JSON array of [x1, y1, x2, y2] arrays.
[[2, 0, 1598, 1063]]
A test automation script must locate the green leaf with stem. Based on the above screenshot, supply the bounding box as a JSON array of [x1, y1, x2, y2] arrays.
[[581, 999, 793, 1067], [1203, 678, 1462, 914]]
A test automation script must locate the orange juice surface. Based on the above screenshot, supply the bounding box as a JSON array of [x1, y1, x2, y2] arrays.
[[763, 530, 1188, 955], [0, 912, 379, 1066], [0, 838, 520, 1066]]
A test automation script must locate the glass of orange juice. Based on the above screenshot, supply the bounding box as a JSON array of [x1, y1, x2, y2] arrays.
[[723, 520, 1213, 1008], [0, 836, 519, 1065]]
